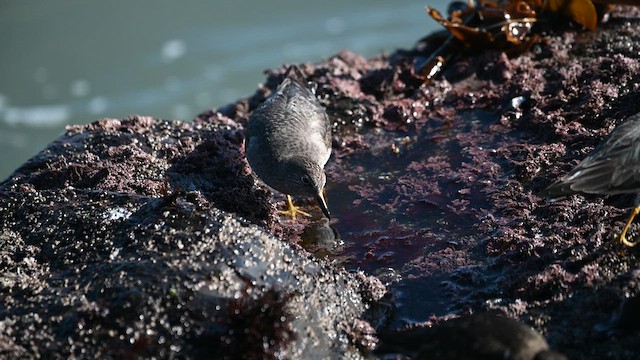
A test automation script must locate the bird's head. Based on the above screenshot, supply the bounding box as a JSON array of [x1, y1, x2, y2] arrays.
[[284, 157, 330, 218]]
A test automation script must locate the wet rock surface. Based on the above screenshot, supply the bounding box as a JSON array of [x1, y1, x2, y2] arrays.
[[2, 6, 640, 360], [0, 117, 384, 358], [203, 6, 640, 359]]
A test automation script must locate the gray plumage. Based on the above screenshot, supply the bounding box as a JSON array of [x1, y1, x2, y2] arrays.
[[245, 65, 331, 218], [545, 113, 640, 198]]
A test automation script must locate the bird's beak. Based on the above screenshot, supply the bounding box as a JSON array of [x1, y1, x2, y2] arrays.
[[315, 191, 331, 219]]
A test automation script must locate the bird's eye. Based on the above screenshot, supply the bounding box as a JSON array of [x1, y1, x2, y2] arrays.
[[301, 176, 311, 185]]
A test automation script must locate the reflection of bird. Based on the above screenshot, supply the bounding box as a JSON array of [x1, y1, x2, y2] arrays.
[[300, 218, 343, 257], [245, 65, 331, 219], [544, 113, 640, 247]]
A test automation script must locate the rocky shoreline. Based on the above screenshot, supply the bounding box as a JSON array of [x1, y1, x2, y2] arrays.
[[2, 6, 640, 359]]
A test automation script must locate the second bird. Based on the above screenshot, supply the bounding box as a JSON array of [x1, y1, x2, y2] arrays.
[[245, 65, 331, 219], [544, 112, 640, 247]]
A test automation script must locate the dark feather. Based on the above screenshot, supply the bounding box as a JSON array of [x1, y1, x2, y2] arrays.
[[544, 113, 640, 197]]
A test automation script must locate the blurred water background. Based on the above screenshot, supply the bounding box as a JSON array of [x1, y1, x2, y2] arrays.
[[0, 0, 447, 180]]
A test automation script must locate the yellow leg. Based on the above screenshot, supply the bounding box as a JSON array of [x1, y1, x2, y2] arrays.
[[618, 206, 640, 247], [278, 195, 311, 220], [322, 187, 329, 206]]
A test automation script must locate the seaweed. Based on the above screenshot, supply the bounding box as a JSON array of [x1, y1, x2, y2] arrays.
[[417, 0, 633, 81]]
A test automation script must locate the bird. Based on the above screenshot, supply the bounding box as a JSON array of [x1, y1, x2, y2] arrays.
[[544, 112, 640, 247], [376, 313, 567, 360], [245, 65, 331, 220]]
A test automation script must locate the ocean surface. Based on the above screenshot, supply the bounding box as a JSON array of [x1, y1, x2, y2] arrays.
[[0, 0, 447, 180]]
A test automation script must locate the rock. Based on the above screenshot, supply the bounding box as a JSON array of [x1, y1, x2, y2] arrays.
[[0, 116, 385, 359], [199, 6, 640, 359], [3, 5, 640, 360]]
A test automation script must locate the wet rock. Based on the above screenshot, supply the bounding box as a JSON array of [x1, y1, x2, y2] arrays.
[[3, 5, 640, 360], [194, 6, 640, 359], [0, 116, 384, 359], [594, 293, 640, 336]]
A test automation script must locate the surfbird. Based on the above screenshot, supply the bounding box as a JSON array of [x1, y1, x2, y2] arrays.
[[544, 112, 640, 247], [245, 65, 331, 219]]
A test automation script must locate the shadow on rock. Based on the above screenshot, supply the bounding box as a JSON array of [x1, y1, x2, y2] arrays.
[[165, 125, 272, 226]]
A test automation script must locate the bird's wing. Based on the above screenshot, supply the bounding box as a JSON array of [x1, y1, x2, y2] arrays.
[[545, 113, 640, 197], [280, 67, 332, 161]]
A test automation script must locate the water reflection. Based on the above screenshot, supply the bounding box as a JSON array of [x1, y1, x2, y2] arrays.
[[299, 218, 344, 259]]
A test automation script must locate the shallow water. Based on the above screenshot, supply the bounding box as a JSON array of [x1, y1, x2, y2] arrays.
[[0, 0, 447, 180], [316, 110, 502, 324]]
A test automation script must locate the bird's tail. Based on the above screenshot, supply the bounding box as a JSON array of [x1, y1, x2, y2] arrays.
[[541, 180, 573, 199], [279, 65, 317, 95], [283, 64, 306, 82]]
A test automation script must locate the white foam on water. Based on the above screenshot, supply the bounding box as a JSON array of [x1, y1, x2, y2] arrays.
[[2, 104, 71, 127], [161, 39, 186, 62]]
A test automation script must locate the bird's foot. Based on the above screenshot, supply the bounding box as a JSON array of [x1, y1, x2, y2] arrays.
[[279, 195, 311, 220], [620, 234, 638, 247], [618, 206, 640, 247]]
